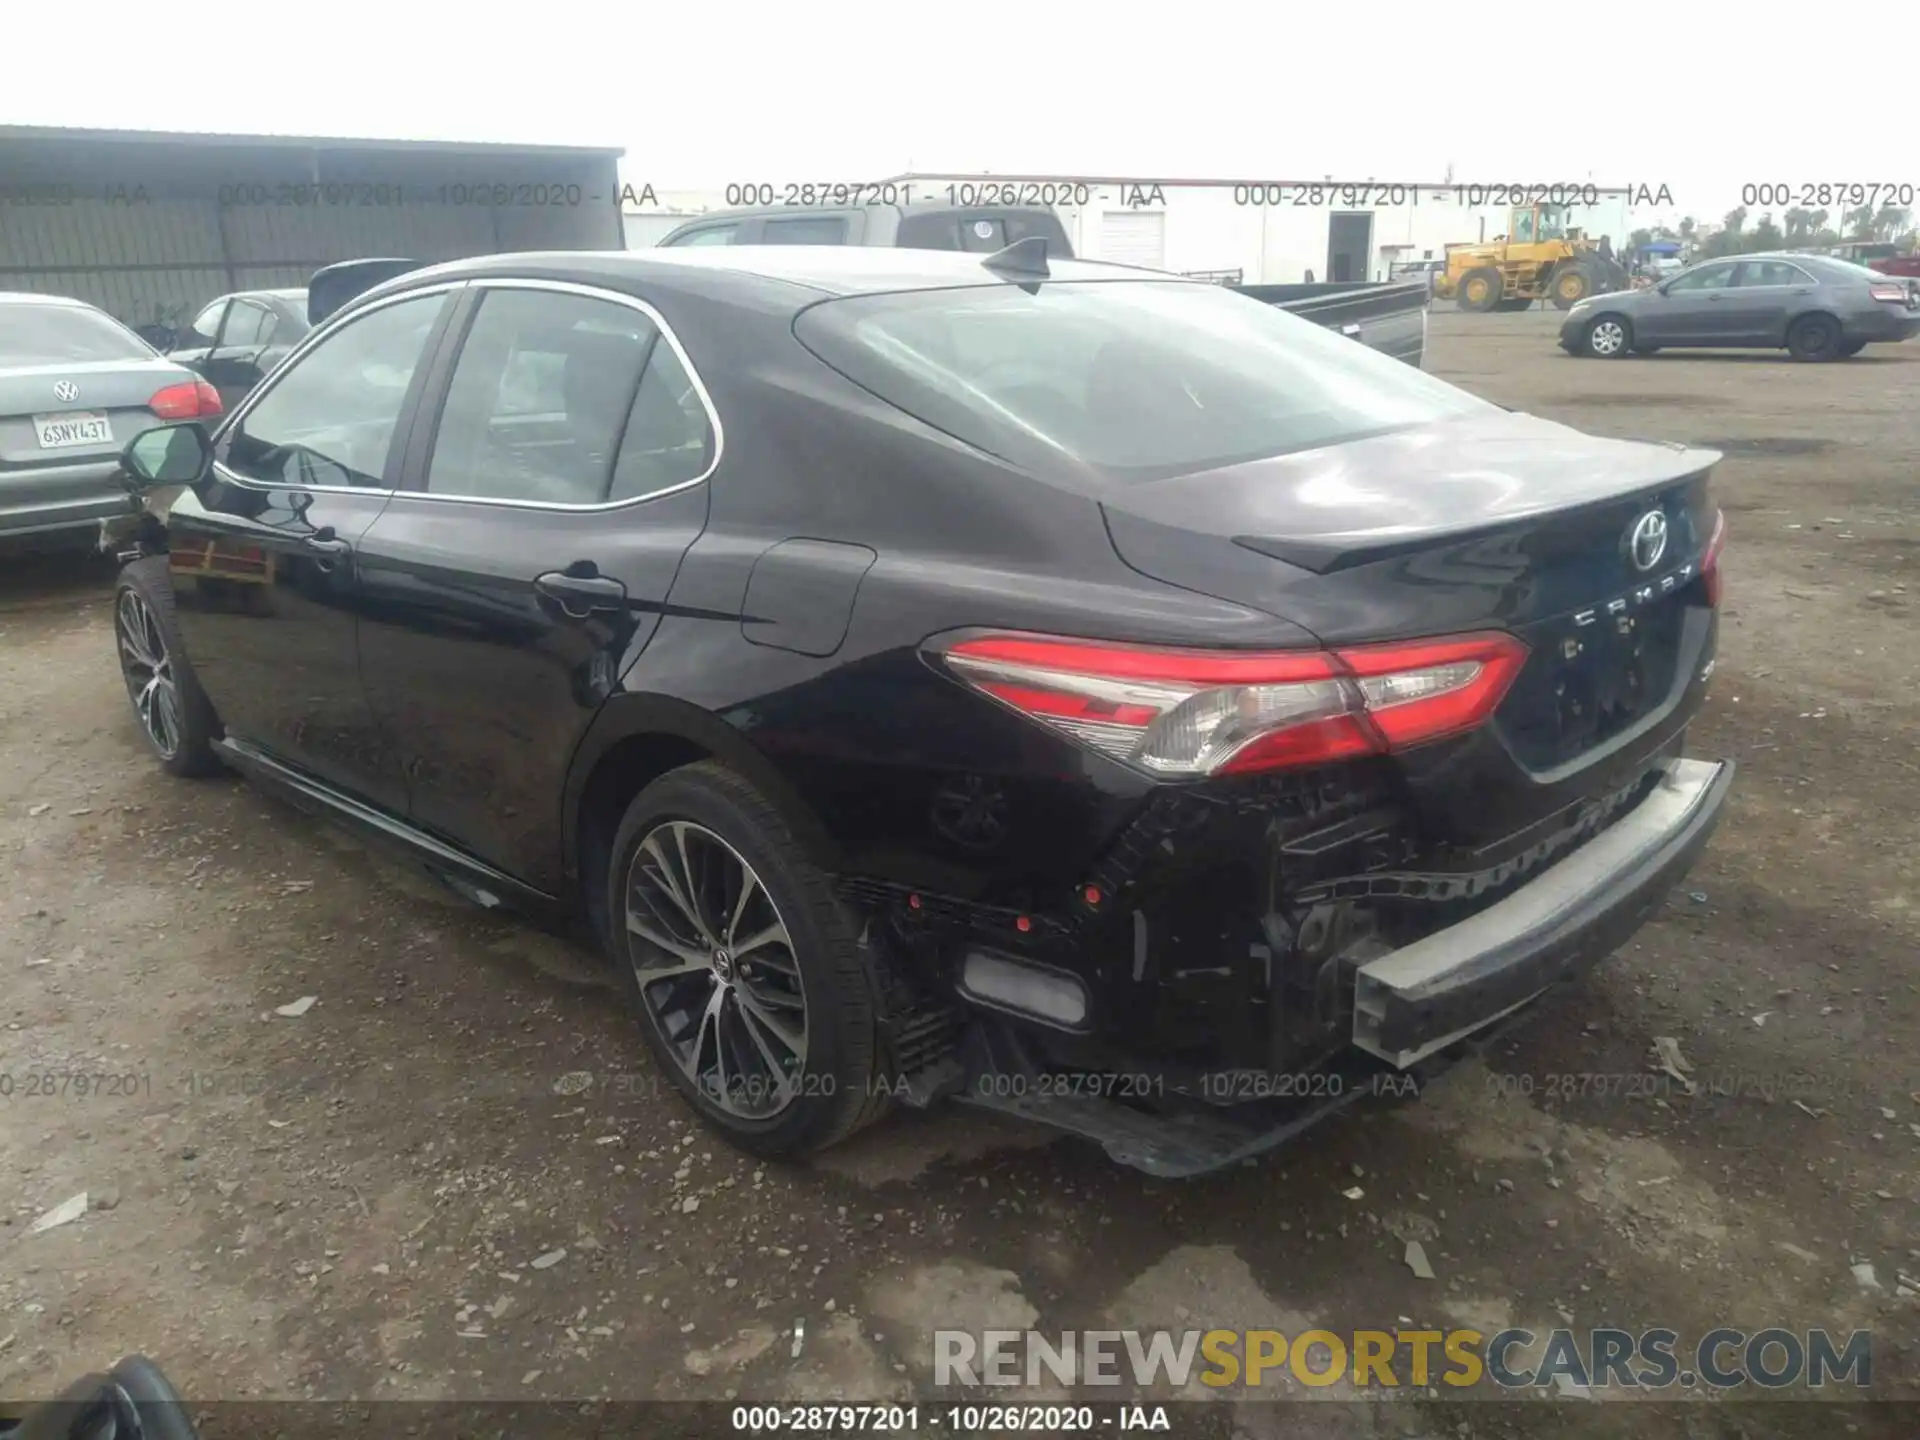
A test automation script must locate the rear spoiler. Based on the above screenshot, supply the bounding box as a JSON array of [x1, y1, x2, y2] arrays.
[[308, 258, 429, 327]]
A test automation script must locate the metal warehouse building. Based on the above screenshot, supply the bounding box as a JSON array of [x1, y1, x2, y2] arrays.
[[0, 126, 624, 333]]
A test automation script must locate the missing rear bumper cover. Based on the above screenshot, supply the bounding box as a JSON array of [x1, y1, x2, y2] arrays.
[[1352, 756, 1733, 1068]]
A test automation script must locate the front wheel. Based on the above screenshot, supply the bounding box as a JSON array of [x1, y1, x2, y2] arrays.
[[605, 762, 887, 1158], [1582, 314, 1632, 358], [114, 557, 222, 777], [1551, 265, 1594, 309], [1787, 313, 1842, 362]]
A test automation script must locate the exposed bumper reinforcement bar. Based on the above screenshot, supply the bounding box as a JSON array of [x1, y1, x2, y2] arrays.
[[1353, 755, 1734, 1069]]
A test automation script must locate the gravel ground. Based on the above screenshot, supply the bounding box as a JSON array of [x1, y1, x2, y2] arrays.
[[1, 310, 1915, 1438]]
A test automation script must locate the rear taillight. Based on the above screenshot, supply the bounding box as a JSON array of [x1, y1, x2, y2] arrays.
[[934, 630, 1529, 778], [148, 380, 222, 420], [1700, 509, 1728, 607], [1867, 281, 1909, 304]]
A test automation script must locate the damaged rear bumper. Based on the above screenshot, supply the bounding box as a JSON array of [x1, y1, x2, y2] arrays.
[[1352, 756, 1733, 1068]]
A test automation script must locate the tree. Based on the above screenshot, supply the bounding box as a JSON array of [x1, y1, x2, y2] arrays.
[[1783, 207, 1815, 245], [1873, 205, 1911, 241], [1678, 216, 1697, 240], [1700, 207, 1748, 259], [1750, 213, 1784, 251], [1629, 227, 1653, 250], [1843, 204, 1875, 240]]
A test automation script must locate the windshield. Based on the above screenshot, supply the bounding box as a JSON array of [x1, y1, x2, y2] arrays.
[[0, 303, 156, 365], [1536, 205, 1568, 240], [793, 280, 1490, 484]]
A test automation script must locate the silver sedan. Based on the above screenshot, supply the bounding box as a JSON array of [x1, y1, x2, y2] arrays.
[[1, 293, 223, 554]]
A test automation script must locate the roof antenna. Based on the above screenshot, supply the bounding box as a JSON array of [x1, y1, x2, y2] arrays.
[[981, 235, 1050, 281]]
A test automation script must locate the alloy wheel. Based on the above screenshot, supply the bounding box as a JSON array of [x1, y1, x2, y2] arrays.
[[116, 589, 183, 760], [1589, 320, 1626, 356], [623, 820, 809, 1120]]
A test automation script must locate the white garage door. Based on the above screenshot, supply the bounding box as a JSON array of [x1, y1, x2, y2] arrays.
[[1099, 210, 1167, 270]]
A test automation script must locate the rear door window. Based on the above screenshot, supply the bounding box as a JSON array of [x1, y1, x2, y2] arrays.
[[663, 224, 739, 247], [608, 341, 716, 502], [424, 288, 683, 506], [1666, 264, 1737, 291], [183, 300, 228, 350], [794, 279, 1490, 485], [897, 209, 1071, 255], [959, 217, 1007, 253], [758, 215, 850, 245], [1734, 261, 1811, 287], [218, 300, 269, 348]]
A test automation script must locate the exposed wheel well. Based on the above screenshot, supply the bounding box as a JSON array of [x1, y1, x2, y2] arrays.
[[570, 726, 843, 953], [575, 732, 713, 950]]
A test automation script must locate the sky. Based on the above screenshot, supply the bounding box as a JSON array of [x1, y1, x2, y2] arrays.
[[4, 4, 1904, 232]]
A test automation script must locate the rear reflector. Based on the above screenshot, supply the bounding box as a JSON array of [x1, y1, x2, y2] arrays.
[[148, 380, 223, 420], [959, 951, 1089, 1030], [935, 629, 1528, 778]]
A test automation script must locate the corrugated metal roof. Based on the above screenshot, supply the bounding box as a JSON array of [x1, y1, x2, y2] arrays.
[[0, 124, 623, 158]]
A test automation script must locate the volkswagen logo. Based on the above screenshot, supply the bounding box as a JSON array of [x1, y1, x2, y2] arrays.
[[1628, 511, 1669, 572], [53, 381, 79, 402]]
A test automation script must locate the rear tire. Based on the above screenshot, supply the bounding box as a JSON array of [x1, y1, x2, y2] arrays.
[[1836, 339, 1866, 358], [1457, 267, 1503, 312], [605, 761, 887, 1159], [1786, 313, 1842, 362], [1582, 314, 1632, 359], [1494, 297, 1534, 312], [113, 557, 222, 778]]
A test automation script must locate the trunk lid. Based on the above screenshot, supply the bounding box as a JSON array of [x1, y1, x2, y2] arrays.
[[1100, 411, 1723, 847], [0, 359, 195, 474]]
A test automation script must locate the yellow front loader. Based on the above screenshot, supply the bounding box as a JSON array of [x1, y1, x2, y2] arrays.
[[1436, 203, 1630, 312]]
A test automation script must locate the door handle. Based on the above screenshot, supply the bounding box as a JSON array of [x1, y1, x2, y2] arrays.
[[535, 566, 628, 618], [302, 530, 351, 557]]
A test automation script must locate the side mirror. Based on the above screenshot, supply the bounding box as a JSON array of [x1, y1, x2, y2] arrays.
[[122, 423, 213, 491]]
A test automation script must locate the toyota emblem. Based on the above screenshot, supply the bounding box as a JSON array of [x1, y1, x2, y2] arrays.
[[53, 380, 79, 402], [1628, 511, 1669, 572]]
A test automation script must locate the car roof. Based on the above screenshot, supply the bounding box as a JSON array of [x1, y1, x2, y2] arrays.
[[379, 246, 1181, 304]]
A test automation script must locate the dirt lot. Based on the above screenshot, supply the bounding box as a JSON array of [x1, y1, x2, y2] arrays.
[[2, 310, 1916, 1438]]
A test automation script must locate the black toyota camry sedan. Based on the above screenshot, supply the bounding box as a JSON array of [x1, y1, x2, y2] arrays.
[[105, 242, 1733, 1176]]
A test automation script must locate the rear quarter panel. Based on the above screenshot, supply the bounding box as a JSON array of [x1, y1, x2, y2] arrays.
[[588, 286, 1310, 904]]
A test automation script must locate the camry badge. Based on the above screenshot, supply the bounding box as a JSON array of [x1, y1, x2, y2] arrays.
[[53, 380, 79, 402], [1628, 511, 1669, 572]]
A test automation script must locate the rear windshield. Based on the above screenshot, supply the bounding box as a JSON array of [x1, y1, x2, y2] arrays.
[[0, 303, 155, 365], [793, 280, 1489, 484]]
